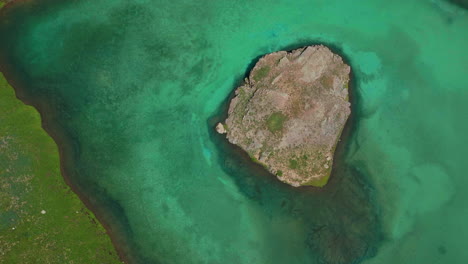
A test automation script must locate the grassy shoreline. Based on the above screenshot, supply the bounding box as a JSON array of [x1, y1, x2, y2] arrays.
[[0, 72, 122, 263]]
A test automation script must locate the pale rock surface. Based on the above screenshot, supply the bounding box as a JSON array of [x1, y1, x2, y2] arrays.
[[221, 45, 351, 187]]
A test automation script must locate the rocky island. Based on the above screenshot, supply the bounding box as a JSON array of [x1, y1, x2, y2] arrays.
[[217, 45, 351, 187]]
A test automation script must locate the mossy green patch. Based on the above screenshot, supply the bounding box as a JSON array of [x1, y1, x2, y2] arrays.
[[289, 159, 298, 169], [266, 112, 287, 133], [0, 73, 121, 263], [253, 66, 270, 82], [303, 174, 330, 187]]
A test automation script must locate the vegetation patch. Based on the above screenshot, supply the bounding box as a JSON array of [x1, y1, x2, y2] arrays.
[[0, 73, 121, 263], [289, 159, 299, 169], [266, 112, 287, 133], [304, 174, 330, 187], [250, 154, 260, 163], [253, 66, 271, 82]]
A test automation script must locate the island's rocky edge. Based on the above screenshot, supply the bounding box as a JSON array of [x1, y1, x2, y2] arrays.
[[217, 45, 351, 187]]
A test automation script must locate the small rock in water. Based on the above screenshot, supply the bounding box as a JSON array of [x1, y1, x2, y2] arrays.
[[215, 123, 227, 134]]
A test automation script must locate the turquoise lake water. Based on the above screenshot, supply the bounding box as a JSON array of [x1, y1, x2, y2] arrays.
[[1, 0, 467, 263]]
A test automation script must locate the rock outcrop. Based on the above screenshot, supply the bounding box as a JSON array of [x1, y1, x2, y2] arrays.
[[218, 45, 351, 187]]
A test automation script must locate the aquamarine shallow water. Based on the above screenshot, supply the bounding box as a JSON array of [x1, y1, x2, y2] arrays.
[[1, 0, 467, 263]]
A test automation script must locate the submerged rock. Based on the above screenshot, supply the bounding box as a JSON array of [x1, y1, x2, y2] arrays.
[[221, 45, 351, 187]]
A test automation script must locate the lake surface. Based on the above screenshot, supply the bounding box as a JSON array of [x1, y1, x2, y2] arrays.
[[0, 0, 467, 263]]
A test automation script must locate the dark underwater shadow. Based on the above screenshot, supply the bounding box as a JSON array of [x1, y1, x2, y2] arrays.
[[447, 0, 468, 9], [207, 41, 383, 264]]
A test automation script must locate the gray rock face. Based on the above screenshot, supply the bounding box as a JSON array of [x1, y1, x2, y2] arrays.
[[220, 45, 351, 187]]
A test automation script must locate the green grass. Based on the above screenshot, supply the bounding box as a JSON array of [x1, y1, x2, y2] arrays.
[[253, 66, 270, 82], [266, 112, 287, 133], [276, 170, 283, 177], [303, 160, 333, 187], [303, 174, 330, 187], [0, 73, 122, 263], [288, 159, 298, 169]]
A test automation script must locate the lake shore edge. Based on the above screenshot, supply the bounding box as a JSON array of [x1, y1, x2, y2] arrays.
[[0, 61, 134, 264]]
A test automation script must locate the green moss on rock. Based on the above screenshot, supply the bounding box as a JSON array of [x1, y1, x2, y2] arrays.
[[289, 159, 299, 169], [253, 66, 271, 82], [266, 112, 287, 133]]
